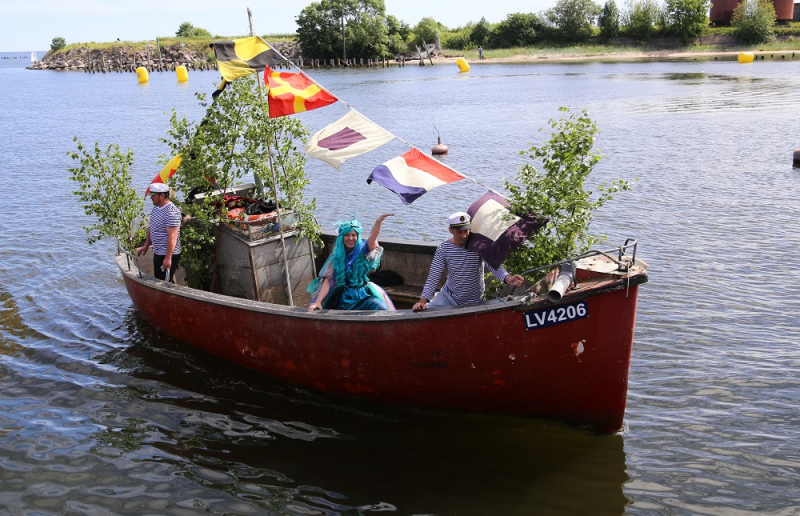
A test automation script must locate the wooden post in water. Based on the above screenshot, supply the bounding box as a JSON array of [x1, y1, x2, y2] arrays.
[[155, 38, 164, 71]]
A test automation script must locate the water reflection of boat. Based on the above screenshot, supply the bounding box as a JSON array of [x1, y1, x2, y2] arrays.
[[116, 233, 647, 434], [111, 326, 631, 513]]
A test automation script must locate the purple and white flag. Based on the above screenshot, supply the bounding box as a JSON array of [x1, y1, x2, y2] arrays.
[[305, 109, 395, 169], [466, 192, 546, 269]]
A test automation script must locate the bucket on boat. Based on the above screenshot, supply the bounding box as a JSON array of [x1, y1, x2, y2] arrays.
[[136, 66, 149, 83], [176, 65, 188, 82], [456, 57, 469, 73], [738, 52, 754, 63]]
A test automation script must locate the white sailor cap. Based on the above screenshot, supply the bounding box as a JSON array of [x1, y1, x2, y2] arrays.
[[149, 183, 170, 193], [447, 211, 471, 230]]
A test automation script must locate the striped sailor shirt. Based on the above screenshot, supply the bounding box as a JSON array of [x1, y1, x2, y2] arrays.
[[149, 202, 182, 256], [421, 240, 509, 306]]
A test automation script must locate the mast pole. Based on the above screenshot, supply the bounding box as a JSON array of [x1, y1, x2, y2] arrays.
[[246, 7, 266, 196], [248, 7, 295, 307]]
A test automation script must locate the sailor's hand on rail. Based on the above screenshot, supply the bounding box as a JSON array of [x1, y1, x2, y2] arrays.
[[505, 275, 524, 288], [412, 300, 428, 312], [307, 302, 322, 312], [135, 246, 147, 256]]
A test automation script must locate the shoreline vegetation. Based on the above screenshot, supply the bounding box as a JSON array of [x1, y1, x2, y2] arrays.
[[28, 34, 800, 72]]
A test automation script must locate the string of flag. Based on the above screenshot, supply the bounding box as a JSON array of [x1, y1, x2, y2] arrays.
[[240, 37, 499, 204], [147, 36, 545, 266]]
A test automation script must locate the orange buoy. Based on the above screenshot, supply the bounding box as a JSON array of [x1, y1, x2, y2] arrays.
[[432, 143, 449, 155]]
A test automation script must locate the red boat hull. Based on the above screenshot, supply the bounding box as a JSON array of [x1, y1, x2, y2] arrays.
[[118, 253, 644, 433]]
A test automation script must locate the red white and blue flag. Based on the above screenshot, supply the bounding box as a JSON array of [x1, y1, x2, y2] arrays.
[[367, 148, 465, 204], [466, 191, 546, 269]]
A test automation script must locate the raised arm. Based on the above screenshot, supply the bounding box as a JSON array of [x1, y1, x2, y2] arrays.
[[366, 213, 394, 251]]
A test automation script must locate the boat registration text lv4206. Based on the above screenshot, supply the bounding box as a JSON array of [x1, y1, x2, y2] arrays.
[[523, 300, 589, 330]]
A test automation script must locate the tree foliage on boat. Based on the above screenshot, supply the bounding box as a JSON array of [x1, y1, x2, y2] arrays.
[[162, 78, 320, 288], [502, 107, 635, 288], [69, 85, 633, 300]]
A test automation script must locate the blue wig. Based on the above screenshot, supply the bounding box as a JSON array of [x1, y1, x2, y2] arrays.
[[330, 217, 368, 287]]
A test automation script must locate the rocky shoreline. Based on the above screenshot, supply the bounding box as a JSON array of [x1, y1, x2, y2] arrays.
[[26, 35, 800, 72], [29, 41, 302, 72]]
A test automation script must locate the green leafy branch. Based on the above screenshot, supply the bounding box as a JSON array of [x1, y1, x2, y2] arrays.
[[162, 77, 321, 288], [68, 138, 146, 252], [502, 107, 634, 281]]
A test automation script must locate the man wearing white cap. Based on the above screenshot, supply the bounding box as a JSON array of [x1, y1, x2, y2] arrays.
[[413, 212, 524, 311], [136, 183, 182, 282]]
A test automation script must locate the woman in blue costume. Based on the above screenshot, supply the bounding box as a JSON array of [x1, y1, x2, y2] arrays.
[[307, 213, 396, 312]]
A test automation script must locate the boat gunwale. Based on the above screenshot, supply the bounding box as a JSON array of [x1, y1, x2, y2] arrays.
[[116, 251, 648, 323]]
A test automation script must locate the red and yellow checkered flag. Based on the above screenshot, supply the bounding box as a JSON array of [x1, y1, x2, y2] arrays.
[[265, 68, 338, 118]]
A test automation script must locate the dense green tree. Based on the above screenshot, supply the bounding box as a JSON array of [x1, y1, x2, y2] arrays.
[[176, 22, 212, 38], [598, 1, 621, 41], [622, 0, 661, 41], [664, 0, 710, 44], [414, 16, 446, 44], [469, 17, 492, 47], [50, 37, 66, 52], [386, 15, 411, 40], [489, 13, 543, 47], [545, 0, 602, 42], [296, 0, 390, 60], [441, 27, 474, 50], [296, 3, 339, 59], [731, 0, 776, 44]]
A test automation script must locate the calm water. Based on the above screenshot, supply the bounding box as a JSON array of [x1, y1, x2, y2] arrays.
[[2, 51, 800, 514]]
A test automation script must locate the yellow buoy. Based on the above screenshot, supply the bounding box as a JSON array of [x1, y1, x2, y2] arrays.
[[135, 66, 149, 83], [456, 57, 470, 73], [738, 52, 754, 63], [176, 65, 189, 82]]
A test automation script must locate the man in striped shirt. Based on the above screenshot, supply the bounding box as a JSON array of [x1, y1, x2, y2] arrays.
[[136, 183, 182, 282], [413, 212, 524, 311]]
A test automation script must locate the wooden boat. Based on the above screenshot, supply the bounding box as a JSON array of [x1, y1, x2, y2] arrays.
[[117, 232, 647, 434]]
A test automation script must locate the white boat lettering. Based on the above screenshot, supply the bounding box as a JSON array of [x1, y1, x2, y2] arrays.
[[524, 301, 589, 330]]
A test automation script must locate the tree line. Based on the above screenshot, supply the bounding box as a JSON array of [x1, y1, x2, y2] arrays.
[[50, 0, 783, 58], [295, 0, 781, 59]]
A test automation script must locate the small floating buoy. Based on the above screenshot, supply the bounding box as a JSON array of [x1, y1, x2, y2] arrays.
[[176, 65, 188, 82], [793, 148, 800, 168], [456, 57, 469, 73], [431, 123, 449, 155], [136, 66, 149, 83], [432, 142, 449, 155], [738, 52, 754, 63]]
